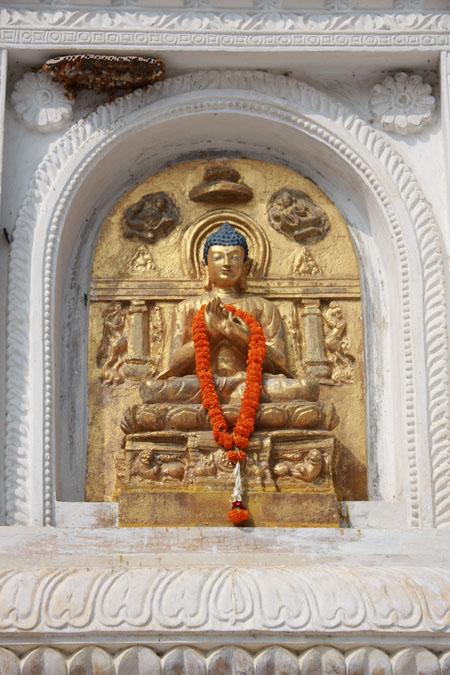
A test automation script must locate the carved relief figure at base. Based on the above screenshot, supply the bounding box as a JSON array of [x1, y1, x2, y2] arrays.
[[130, 448, 186, 485], [273, 448, 323, 484]]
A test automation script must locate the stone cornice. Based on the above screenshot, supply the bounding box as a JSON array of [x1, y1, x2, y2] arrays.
[[1, 645, 449, 672], [1, 6, 450, 50], [0, 564, 449, 634]]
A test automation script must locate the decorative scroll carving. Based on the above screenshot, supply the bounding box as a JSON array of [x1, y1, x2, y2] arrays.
[[323, 301, 355, 384], [189, 164, 253, 204], [268, 189, 330, 245], [123, 192, 180, 243], [293, 247, 322, 276], [97, 302, 127, 385], [4, 7, 450, 51], [123, 245, 157, 274]]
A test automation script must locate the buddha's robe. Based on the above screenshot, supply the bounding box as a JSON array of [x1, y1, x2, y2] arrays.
[[140, 293, 319, 405]]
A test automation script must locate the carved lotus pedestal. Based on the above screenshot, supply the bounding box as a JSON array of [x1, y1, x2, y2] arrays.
[[117, 429, 339, 527]]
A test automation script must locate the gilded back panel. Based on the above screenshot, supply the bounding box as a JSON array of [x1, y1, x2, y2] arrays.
[[87, 159, 367, 522]]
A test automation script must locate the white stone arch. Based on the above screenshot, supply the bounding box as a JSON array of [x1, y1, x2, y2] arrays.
[[5, 71, 449, 528]]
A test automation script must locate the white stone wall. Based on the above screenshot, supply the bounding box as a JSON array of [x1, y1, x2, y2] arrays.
[[0, 1, 449, 668]]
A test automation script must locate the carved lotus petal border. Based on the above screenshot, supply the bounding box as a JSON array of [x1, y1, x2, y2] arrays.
[[6, 70, 450, 531], [0, 566, 449, 633]]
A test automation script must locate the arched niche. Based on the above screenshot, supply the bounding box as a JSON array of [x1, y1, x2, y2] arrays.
[[5, 71, 449, 528]]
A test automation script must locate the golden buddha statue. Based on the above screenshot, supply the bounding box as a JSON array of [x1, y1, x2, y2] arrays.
[[87, 158, 368, 527], [123, 223, 336, 434]]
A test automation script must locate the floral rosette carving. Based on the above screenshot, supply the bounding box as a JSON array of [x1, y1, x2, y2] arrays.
[[369, 72, 435, 136], [11, 72, 73, 134]]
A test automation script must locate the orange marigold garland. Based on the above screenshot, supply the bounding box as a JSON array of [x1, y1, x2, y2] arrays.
[[192, 304, 266, 525]]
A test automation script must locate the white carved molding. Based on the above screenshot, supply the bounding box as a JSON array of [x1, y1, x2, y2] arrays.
[[0, 644, 448, 674], [0, 565, 448, 634], [0, 526, 447, 648], [5, 70, 450, 529], [441, 52, 450, 256], [1, 7, 450, 51]]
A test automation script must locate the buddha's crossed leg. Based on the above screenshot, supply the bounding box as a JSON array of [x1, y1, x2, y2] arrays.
[[140, 372, 319, 405]]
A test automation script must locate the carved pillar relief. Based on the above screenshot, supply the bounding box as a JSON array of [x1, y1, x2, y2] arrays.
[[127, 300, 150, 362], [299, 300, 331, 380]]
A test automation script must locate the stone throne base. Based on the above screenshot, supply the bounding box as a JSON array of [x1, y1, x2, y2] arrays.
[[117, 429, 339, 527]]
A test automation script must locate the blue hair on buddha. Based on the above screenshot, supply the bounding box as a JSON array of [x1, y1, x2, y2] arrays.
[[203, 222, 249, 263]]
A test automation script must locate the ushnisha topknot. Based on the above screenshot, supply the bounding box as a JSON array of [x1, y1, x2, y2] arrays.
[[203, 222, 249, 263]]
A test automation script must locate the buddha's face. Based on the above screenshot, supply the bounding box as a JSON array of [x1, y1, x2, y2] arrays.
[[207, 245, 246, 288]]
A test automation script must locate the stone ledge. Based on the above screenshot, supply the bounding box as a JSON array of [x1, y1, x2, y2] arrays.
[[53, 500, 407, 529], [1, 526, 446, 565]]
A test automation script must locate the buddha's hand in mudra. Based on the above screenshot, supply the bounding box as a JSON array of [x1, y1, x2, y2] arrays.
[[204, 297, 250, 343]]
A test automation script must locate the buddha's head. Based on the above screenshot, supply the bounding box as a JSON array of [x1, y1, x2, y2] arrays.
[[202, 223, 250, 291]]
